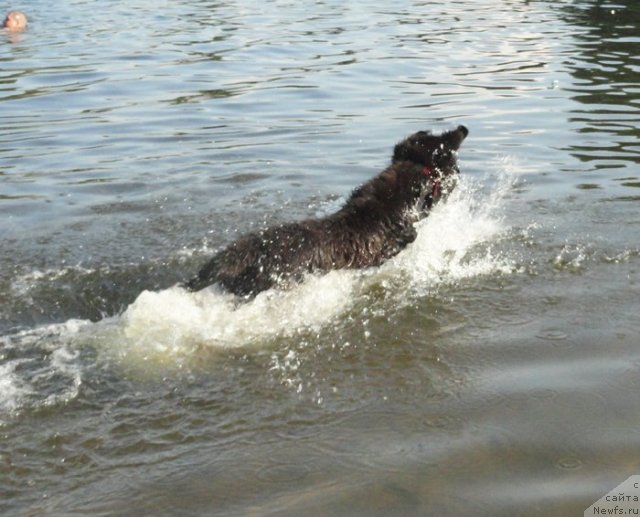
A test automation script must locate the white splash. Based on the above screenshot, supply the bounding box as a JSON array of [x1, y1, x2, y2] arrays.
[[118, 268, 356, 354], [112, 165, 516, 360], [387, 168, 515, 291], [0, 361, 30, 416]]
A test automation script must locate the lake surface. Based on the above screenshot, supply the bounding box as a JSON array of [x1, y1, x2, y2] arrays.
[[1, 0, 639, 515]]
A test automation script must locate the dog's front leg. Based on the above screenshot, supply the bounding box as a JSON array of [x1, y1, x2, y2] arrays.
[[397, 223, 417, 248]]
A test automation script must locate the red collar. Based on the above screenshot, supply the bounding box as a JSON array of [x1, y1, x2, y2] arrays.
[[422, 165, 442, 198]]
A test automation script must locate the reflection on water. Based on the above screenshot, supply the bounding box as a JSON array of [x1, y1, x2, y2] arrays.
[[560, 0, 640, 167], [1, 1, 640, 515]]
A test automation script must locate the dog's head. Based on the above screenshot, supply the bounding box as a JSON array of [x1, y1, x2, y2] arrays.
[[392, 125, 468, 177]]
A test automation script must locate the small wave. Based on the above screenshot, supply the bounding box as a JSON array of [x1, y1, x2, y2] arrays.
[[0, 361, 30, 415], [602, 248, 640, 265], [552, 242, 591, 273], [9, 266, 99, 298], [551, 242, 639, 272], [0, 320, 88, 421]]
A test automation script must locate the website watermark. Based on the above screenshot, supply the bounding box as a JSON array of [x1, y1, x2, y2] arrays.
[[585, 476, 640, 516]]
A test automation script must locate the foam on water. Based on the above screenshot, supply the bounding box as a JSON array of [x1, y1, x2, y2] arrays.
[[119, 269, 356, 353], [0, 320, 87, 421]]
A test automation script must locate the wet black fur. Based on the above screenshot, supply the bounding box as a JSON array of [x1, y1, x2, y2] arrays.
[[186, 125, 468, 296]]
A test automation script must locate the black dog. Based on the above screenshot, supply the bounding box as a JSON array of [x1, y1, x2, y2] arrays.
[[186, 125, 468, 296]]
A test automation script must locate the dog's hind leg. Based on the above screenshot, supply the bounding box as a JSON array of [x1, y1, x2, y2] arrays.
[[184, 256, 221, 292]]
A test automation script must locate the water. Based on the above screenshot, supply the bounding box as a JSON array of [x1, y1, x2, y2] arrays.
[[1, 0, 639, 515]]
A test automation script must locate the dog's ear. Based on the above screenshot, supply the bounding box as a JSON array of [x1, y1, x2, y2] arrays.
[[392, 141, 411, 163], [392, 131, 431, 163]]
